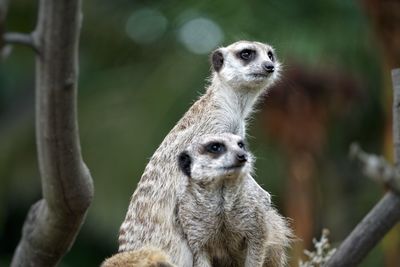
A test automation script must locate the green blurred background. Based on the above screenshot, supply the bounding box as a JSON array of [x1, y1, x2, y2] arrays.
[[1, 0, 399, 266]]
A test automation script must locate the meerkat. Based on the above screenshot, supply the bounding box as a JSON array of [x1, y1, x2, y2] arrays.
[[177, 133, 291, 267], [101, 247, 176, 267], [118, 40, 287, 266]]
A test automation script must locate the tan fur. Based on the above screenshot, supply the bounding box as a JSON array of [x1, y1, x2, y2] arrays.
[[101, 247, 176, 267], [118, 41, 290, 266]]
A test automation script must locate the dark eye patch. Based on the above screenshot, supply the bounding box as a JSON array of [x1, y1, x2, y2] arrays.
[[237, 49, 256, 61], [267, 51, 274, 62], [237, 141, 245, 149], [205, 142, 226, 154]]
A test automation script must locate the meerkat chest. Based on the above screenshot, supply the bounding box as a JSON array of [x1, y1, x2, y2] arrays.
[[204, 185, 247, 238], [206, 225, 247, 267]]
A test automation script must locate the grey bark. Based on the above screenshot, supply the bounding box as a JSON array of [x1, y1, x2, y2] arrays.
[[10, 0, 94, 266], [393, 69, 400, 166], [325, 69, 400, 267]]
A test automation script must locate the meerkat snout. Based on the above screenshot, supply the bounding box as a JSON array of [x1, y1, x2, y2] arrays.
[[235, 139, 248, 164], [236, 152, 247, 163], [263, 61, 275, 73]]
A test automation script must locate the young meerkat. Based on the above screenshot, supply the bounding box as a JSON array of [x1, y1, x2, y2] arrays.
[[177, 133, 291, 267], [118, 40, 288, 266]]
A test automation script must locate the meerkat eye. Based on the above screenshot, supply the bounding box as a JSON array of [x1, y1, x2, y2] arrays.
[[205, 142, 226, 154], [237, 141, 245, 149], [238, 49, 255, 61], [267, 51, 274, 62]]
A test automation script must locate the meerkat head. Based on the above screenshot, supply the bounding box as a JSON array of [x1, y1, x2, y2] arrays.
[[211, 40, 280, 90], [178, 133, 252, 183]]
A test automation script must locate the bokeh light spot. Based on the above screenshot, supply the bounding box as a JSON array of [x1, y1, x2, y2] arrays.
[[178, 17, 224, 54], [126, 8, 168, 44]]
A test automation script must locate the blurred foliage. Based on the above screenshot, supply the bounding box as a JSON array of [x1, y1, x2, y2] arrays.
[[0, 0, 397, 266]]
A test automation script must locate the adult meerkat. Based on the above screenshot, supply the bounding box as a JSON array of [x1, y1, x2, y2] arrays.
[[177, 133, 291, 267], [119, 41, 286, 266]]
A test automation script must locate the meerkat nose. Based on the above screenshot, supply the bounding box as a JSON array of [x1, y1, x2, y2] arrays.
[[236, 153, 248, 163], [263, 62, 275, 73]]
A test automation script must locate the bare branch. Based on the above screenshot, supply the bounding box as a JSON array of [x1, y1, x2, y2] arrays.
[[3, 32, 39, 53], [325, 70, 400, 266], [1, 3, 38, 57], [10, 0, 94, 266], [349, 143, 400, 193], [393, 69, 400, 164]]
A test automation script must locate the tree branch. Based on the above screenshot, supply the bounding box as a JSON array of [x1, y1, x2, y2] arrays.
[[393, 69, 400, 166], [3, 32, 39, 53], [325, 69, 400, 267], [1, 3, 38, 57], [10, 0, 94, 266]]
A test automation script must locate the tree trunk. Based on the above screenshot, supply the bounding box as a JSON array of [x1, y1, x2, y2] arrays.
[[10, 0, 94, 266]]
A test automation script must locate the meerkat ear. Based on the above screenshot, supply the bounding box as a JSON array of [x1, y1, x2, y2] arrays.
[[178, 151, 192, 177], [211, 49, 224, 72]]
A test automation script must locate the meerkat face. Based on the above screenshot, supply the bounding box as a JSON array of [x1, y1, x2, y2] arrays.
[[178, 133, 252, 183], [211, 40, 280, 90]]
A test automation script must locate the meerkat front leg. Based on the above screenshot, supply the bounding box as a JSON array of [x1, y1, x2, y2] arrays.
[[192, 251, 212, 267], [239, 191, 270, 267], [244, 239, 267, 267], [184, 230, 212, 267]]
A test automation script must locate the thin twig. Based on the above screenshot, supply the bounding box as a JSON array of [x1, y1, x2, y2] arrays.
[[393, 69, 400, 166], [3, 32, 39, 53]]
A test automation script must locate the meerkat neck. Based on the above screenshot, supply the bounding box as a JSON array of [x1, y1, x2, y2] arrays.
[[209, 75, 263, 121], [189, 177, 244, 200]]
